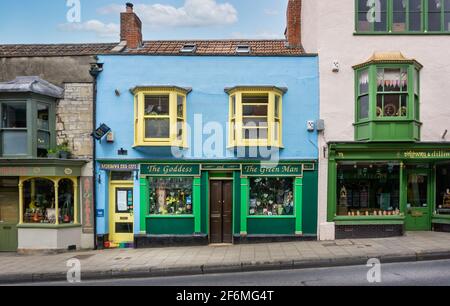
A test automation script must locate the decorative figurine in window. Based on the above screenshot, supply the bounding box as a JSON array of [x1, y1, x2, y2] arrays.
[[443, 189, 450, 208]]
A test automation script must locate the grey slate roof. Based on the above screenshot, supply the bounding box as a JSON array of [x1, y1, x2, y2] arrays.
[[0, 76, 64, 98]]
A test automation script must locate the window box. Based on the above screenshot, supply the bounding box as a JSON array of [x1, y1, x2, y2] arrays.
[[132, 86, 191, 148], [353, 53, 423, 142]]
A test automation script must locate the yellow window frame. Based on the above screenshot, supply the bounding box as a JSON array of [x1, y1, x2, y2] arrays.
[[227, 88, 284, 148], [134, 88, 188, 148]]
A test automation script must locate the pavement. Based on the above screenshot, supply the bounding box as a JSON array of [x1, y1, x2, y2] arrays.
[[2, 231, 450, 284]]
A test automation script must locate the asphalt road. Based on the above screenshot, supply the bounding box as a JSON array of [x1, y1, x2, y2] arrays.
[[9, 259, 450, 286]]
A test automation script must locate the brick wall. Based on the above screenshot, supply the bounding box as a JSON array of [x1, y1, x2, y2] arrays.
[[56, 83, 93, 159], [286, 0, 302, 48]]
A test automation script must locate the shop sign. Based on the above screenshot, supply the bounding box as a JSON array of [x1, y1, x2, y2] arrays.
[[241, 164, 303, 177], [81, 177, 94, 234], [402, 150, 450, 159], [99, 163, 139, 171], [0, 166, 79, 177], [201, 164, 241, 171], [141, 164, 201, 177]]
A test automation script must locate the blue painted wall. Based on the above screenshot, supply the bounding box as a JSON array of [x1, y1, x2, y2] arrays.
[[95, 55, 319, 236], [95, 55, 319, 161]]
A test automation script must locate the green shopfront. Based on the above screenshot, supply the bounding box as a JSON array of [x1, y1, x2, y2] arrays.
[[96, 161, 318, 247], [328, 143, 450, 239]]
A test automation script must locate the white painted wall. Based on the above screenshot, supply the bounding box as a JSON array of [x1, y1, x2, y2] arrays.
[[18, 227, 81, 251], [301, 0, 450, 239]]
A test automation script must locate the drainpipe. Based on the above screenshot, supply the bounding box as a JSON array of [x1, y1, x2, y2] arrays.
[[90, 58, 103, 249]]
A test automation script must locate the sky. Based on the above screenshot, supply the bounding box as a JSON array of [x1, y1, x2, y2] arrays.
[[0, 0, 289, 44]]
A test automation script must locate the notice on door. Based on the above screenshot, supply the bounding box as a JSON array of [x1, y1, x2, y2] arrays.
[[117, 190, 128, 212]]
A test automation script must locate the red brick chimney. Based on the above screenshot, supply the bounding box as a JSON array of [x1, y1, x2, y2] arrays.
[[285, 0, 302, 48], [120, 3, 142, 49]]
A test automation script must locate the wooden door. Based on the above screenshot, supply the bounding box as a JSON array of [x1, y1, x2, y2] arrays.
[[0, 182, 19, 252], [109, 183, 134, 244], [209, 180, 233, 244]]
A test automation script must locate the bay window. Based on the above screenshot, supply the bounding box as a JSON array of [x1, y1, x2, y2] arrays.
[[226, 86, 286, 148], [133, 86, 190, 147], [353, 53, 422, 142]]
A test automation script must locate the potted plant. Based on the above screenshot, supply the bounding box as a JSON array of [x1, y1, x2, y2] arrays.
[[47, 148, 58, 158], [57, 141, 71, 159]]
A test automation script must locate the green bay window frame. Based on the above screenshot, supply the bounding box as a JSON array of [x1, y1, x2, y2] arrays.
[[0, 95, 56, 158], [354, 60, 422, 142], [356, 0, 450, 33]]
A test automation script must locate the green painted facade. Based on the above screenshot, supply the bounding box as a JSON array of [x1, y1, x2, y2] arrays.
[[134, 161, 318, 239], [328, 142, 450, 230]]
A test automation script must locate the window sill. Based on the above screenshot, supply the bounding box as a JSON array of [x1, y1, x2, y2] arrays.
[[334, 215, 405, 226], [17, 223, 81, 229], [133, 142, 188, 149], [247, 215, 295, 219], [146, 215, 194, 218]]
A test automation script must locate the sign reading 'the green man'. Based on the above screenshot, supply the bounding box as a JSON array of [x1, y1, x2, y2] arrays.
[[241, 164, 303, 177], [140, 164, 201, 176]]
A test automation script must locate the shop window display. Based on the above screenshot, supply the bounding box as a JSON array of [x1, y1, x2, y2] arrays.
[[149, 177, 193, 215], [248, 177, 294, 216], [22, 178, 75, 224], [336, 163, 401, 216], [436, 164, 450, 215]]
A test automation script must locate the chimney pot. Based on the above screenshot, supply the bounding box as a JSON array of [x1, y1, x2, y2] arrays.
[[126, 2, 134, 12]]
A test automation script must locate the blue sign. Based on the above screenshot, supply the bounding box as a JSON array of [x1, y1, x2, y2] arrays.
[[96, 209, 105, 218]]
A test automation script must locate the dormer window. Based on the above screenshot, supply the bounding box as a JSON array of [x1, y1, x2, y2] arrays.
[[236, 45, 251, 54], [353, 53, 422, 142], [180, 43, 197, 53]]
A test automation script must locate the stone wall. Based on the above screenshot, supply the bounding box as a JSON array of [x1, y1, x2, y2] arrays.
[[56, 83, 93, 159]]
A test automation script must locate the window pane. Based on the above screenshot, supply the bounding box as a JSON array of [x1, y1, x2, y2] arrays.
[[2, 130, 27, 155], [145, 118, 170, 139], [359, 69, 369, 94], [274, 120, 280, 142], [230, 119, 236, 141], [445, 0, 450, 31], [414, 69, 419, 95], [149, 177, 193, 215], [144, 95, 169, 115], [409, 0, 422, 31], [358, 0, 388, 31], [436, 164, 450, 214], [243, 118, 268, 127], [243, 128, 268, 140], [242, 94, 268, 104], [377, 95, 384, 117], [378, 68, 404, 92], [37, 103, 49, 130], [111, 171, 134, 181], [249, 177, 294, 216], [37, 131, 50, 150], [393, 0, 407, 32], [274, 95, 280, 118], [428, 0, 443, 31], [358, 95, 369, 119], [116, 188, 133, 213], [243, 105, 268, 116], [415, 95, 420, 119], [23, 179, 55, 224], [407, 174, 428, 207], [336, 163, 401, 216], [1, 103, 26, 128], [231, 95, 236, 117], [59, 179, 74, 223], [177, 119, 183, 141], [177, 95, 184, 118], [382, 94, 408, 117]]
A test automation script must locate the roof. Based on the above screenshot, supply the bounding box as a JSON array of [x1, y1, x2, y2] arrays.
[[0, 76, 64, 98], [0, 40, 305, 58], [353, 52, 423, 69]]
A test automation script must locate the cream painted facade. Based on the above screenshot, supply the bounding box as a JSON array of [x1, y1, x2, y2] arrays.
[[301, 0, 450, 239]]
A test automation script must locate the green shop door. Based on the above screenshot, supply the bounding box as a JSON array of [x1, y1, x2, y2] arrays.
[[0, 179, 19, 252], [405, 170, 431, 231]]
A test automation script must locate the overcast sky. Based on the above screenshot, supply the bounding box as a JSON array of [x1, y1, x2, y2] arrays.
[[0, 0, 288, 44]]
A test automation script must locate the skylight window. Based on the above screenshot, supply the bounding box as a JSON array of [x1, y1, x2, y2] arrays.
[[236, 45, 251, 54], [180, 43, 197, 53]]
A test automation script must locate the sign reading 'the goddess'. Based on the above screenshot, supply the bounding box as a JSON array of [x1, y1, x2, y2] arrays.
[[140, 164, 201, 176]]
